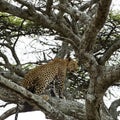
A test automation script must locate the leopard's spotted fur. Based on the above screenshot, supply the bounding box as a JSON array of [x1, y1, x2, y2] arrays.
[[22, 58, 78, 98]]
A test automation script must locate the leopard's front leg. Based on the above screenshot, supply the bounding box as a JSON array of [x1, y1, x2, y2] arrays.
[[50, 80, 57, 97], [56, 73, 66, 99]]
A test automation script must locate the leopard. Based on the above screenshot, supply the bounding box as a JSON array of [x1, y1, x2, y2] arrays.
[[22, 58, 78, 98]]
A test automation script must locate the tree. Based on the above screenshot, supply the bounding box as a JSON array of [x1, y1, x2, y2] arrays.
[[0, 0, 120, 120]]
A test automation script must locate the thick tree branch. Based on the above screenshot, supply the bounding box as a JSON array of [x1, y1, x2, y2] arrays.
[[11, 47, 21, 65], [79, 0, 99, 11], [49, 97, 86, 120], [0, 57, 25, 77], [53, 3, 91, 25], [0, 43, 21, 65], [109, 98, 120, 120], [55, 42, 70, 58], [80, 0, 112, 52], [0, 107, 17, 120], [0, 70, 22, 83], [0, 0, 80, 50], [99, 40, 120, 65], [46, 0, 53, 16], [0, 0, 118, 120], [0, 75, 85, 120], [96, 64, 120, 94], [15, 0, 36, 14], [0, 51, 10, 65], [0, 0, 51, 28], [55, 36, 78, 50]]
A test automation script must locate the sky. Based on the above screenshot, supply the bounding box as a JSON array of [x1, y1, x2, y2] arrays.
[[0, 0, 120, 120], [111, 0, 120, 11]]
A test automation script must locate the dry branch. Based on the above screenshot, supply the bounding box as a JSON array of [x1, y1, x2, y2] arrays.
[[0, 75, 85, 120], [80, 0, 112, 51], [99, 40, 120, 65]]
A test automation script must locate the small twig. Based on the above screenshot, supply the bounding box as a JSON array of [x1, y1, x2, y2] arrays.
[[15, 0, 36, 14], [13, 19, 25, 48], [0, 107, 17, 120], [15, 104, 19, 120], [0, 102, 10, 108]]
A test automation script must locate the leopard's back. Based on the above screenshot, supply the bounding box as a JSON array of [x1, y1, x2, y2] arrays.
[[22, 62, 57, 87], [22, 58, 78, 97]]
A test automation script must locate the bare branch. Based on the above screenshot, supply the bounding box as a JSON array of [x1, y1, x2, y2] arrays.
[[15, 0, 36, 14], [46, 0, 53, 16], [0, 75, 84, 120], [109, 98, 120, 120], [55, 42, 69, 58], [56, 0, 68, 20], [11, 47, 21, 65], [99, 40, 120, 65], [0, 107, 17, 120], [0, 42, 20, 65], [55, 36, 78, 50], [96, 64, 120, 94], [53, 4, 91, 24], [0, 0, 118, 119], [79, 0, 99, 11], [0, 51, 10, 65], [0, 0, 81, 51], [0, 0, 51, 28], [0, 54, 25, 77], [13, 19, 25, 48], [80, 0, 112, 51], [0, 70, 22, 83], [0, 102, 10, 108]]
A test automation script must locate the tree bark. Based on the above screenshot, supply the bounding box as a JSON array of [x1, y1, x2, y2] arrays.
[[0, 75, 86, 120], [0, 0, 119, 120]]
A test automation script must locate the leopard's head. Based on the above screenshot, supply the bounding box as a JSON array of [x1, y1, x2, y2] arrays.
[[67, 58, 78, 72]]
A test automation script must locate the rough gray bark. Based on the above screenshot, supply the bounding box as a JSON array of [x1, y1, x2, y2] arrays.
[[109, 99, 120, 120], [0, 0, 120, 120], [0, 75, 86, 120]]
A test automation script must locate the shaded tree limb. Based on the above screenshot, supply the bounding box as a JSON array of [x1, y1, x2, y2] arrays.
[[97, 64, 120, 94], [0, 42, 21, 65], [79, 0, 99, 11], [99, 40, 120, 65], [109, 98, 120, 120], [80, 0, 112, 52], [0, 75, 85, 120], [15, 0, 36, 14], [0, 0, 81, 50], [0, 107, 17, 120], [46, 0, 53, 16], [85, 64, 120, 120], [0, 0, 119, 120]]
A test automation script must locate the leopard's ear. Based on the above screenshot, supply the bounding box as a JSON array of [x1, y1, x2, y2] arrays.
[[66, 53, 71, 61], [67, 57, 72, 61]]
